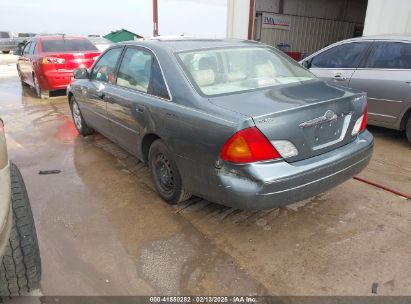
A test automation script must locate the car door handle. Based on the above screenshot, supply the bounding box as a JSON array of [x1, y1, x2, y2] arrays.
[[136, 105, 145, 113], [405, 81, 411, 86], [333, 74, 346, 81]]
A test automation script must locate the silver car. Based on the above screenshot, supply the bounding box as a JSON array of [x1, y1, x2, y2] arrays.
[[68, 39, 373, 209], [300, 35, 411, 143]]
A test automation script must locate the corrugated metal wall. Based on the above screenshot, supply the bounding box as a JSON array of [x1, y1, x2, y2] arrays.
[[258, 14, 360, 55]]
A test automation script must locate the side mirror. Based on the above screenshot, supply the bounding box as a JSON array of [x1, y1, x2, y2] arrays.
[[301, 59, 312, 69], [73, 68, 89, 80]]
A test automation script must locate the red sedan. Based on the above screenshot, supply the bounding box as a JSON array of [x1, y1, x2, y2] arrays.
[[17, 36, 101, 98]]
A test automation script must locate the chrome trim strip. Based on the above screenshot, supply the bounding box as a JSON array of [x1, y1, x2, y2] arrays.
[[262, 154, 371, 194], [368, 97, 403, 103], [368, 112, 397, 118]]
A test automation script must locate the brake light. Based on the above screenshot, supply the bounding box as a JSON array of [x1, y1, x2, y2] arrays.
[[42, 57, 65, 64], [359, 103, 368, 132], [352, 103, 368, 136], [220, 127, 281, 163]]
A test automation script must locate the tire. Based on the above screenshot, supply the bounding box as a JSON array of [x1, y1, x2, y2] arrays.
[[406, 116, 411, 144], [70, 96, 94, 136], [32, 74, 48, 99], [149, 140, 191, 204], [0, 163, 41, 297]]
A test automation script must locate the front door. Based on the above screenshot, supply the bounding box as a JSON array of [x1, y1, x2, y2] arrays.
[[82, 47, 123, 139]]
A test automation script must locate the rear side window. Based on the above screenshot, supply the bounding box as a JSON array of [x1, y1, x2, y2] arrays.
[[311, 42, 369, 68], [23, 42, 32, 55], [90, 47, 123, 84], [41, 39, 98, 52], [149, 58, 170, 99], [117, 48, 153, 93], [365, 42, 411, 69]]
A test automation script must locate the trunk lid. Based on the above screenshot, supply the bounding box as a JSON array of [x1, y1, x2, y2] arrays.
[[42, 51, 100, 71], [210, 80, 366, 162]]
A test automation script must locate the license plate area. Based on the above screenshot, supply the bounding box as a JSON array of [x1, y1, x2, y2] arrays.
[[303, 114, 352, 150]]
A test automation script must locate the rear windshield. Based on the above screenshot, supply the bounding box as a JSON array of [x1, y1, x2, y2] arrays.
[[178, 46, 316, 96], [41, 39, 98, 52]]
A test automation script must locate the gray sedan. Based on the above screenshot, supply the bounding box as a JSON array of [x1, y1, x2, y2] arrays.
[[68, 39, 373, 209], [300, 34, 411, 143]]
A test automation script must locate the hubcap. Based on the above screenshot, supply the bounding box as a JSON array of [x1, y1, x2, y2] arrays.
[[72, 102, 82, 130], [153, 153, 174, 194]]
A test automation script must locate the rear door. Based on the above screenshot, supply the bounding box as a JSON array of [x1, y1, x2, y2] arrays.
[[107, 46, 170, 156], [19, 41, 34, 84], [349, 41, 411, 128], [82, 47, 123, 139], [306, 42, 371, 87]]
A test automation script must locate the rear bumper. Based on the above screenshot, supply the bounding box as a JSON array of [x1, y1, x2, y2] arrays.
[[214, 130, 374, 209], [39, 70, 73, 91], [0, 162, 12, 257]]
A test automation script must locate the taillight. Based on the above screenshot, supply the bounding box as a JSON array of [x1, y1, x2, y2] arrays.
[[352, 103, 368, 136], [359, 103, 368, 132], [220, 127, 281, 163], [42, 57, 65, 64]]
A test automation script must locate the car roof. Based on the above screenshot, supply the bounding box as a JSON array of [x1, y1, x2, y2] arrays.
[[36, 35, 89, 41], [118, 38, 263, 52], [340, 34, 411, 43]]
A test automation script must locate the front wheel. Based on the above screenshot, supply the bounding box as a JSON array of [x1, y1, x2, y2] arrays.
[[149, 140, 191, 204], [70, 96, 94, 136]]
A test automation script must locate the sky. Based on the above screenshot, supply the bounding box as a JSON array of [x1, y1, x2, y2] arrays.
[[0, 0, 228, 38]]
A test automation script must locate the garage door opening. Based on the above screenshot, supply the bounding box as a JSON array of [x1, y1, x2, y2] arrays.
[[251, 0, 368, 60]]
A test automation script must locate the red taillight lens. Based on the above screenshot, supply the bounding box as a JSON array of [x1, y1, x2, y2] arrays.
[[220, 127, 281, 163], [359, 103, 368, 133], [42, 57, 65, 65]]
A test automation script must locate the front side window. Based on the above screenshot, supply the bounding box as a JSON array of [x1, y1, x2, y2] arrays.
[[365, 42, 411, 69], [117, 48, 153, 93], [90, 47, 123, 84], [178, 46, 315, 96], [41, 38, 98, 52], [311, 42, 369, 69]]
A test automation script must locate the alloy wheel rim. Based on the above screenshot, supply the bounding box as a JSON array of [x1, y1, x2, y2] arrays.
[[72, 102, 82, 130], [153, 153, 174, 194]]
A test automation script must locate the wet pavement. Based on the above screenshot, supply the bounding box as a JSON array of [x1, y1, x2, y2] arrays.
[[0, 55, 410, 295]]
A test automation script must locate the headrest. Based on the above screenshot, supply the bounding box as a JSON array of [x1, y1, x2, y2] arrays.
[[226, 71, 246, 82], [191, 69, 215, 87]]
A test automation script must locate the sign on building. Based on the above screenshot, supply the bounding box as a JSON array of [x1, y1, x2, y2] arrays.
[[262, 13, 291, 30]]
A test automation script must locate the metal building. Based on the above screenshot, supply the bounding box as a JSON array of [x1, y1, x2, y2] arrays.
[[227, 0, 411, 58]]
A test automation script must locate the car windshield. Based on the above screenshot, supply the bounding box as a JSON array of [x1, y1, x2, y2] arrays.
[[178, 46, 316, 96], [41, 38, 98, 52]]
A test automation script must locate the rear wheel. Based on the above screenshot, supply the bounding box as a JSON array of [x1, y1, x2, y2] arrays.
[[70, 96, 94, 136], [32, 74, 48, 99], [0, 163, 41, 297], [406, 117, 411, 144], [149, 140, 191, 204]]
